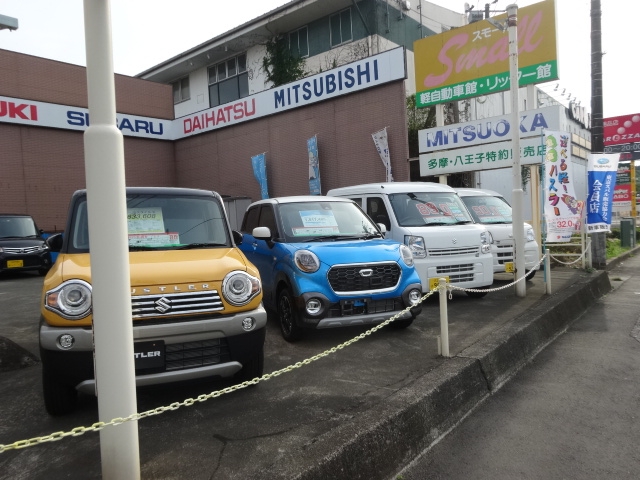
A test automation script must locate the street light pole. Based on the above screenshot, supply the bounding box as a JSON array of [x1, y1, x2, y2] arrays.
[[507, 4, 526, 297]]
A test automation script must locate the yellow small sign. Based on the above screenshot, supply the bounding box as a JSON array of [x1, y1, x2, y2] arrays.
[[429, 276, 449, 290], [504, 262, 515, 273], [7, 259, 24, 268]]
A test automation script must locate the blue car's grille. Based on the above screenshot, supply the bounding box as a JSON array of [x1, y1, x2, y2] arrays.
[[328, 298, 401, 317], [327, 262, 401, 293]]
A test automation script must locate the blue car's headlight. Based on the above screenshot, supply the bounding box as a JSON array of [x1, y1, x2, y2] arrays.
[[400, 244, 414, 267], [294, 249, 320, 273]]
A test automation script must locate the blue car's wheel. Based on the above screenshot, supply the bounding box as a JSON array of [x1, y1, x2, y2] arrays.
[[278, 288, 303, 342]]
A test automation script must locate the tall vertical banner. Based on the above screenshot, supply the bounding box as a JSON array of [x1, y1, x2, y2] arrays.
[[543, 131, 582, 242], [251, 153, 269, 199], [586, 153, 620, 233], [372, 127, 393, 182], [307, 136, 321, 195]]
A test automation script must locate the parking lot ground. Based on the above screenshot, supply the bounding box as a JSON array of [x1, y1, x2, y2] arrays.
[[0, 258, 623, 480]]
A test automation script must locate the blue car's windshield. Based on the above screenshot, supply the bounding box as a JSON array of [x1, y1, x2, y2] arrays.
[[277, 201, 380, 243]]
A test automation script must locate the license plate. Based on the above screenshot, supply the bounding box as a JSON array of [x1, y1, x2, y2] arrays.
[[504, 262, 515, 273], [7, 259, 23, 268], [134, 340, 165, 371], [429, 276, 449, 290]]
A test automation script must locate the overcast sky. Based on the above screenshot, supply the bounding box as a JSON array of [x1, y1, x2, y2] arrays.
[[0, 0, 635, 118]]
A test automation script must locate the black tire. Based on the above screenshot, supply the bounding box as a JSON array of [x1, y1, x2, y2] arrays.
[[525, 269, 536, 281], [466, 288, 488, 299], [236, 345, 264, 383], [277, 288, 303, 342], [42, 367, 78, 415]]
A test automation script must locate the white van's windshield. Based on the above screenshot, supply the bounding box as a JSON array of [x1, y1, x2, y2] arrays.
[[69, 194, 231, 252], [460, 195, 512, 224], [388, 192, 473, 227]]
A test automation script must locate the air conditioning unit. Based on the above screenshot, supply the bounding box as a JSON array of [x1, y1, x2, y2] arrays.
[[400, 0, 411, 11]]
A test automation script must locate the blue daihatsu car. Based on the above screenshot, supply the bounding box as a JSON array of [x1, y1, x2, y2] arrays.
[[238, 196, 423, 341]]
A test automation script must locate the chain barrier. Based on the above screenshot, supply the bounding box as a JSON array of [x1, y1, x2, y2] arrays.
[[448, 252, 548, 295], [1, 254, 553, 453], [548, 250, 586, 266], [1, 287, 441, 454]]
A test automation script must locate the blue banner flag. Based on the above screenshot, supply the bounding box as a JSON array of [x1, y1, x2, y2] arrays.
[[586, 153, 620, 233], [251, 153, 269, 199], [307, 136, 321, 195]]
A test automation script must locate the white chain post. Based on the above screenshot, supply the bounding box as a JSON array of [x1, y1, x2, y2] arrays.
[[438, 277, 450, 357]]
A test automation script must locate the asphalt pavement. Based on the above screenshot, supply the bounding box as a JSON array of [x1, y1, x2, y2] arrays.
[[0, 252, 626, 480], [396, 252, 640, 479]]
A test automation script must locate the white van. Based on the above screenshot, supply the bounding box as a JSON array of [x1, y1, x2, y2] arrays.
[[327, 182, 494, 297], [455, 188, 540, 280]]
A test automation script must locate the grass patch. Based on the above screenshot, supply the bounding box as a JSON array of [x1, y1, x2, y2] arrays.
[[606, 237, 631, 259]]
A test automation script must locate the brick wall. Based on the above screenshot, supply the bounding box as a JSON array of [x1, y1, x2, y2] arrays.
[[174, 81, 409, 201], [1, 49, 409, 230]]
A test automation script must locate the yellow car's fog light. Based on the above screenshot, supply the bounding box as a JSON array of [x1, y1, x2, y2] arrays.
[[242, 317, 256, 331], [58, 334, 75, 349]]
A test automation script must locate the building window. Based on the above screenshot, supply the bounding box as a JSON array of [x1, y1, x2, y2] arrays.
[[172, 76, 190, 104], [208, 53, 249, 108], [330, 8, 352, 47], [289, 26, 309, 58]]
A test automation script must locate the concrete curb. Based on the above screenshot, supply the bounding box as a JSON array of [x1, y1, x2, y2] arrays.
[[248, 270, 612, 480], [606, 244, 640, 270]]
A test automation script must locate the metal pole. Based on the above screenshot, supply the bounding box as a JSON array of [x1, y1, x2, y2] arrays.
[[438, 278, 450, 357], [436, 104, 447, 185], [83, 1, 140, 478], [507, 4, 526, 297]]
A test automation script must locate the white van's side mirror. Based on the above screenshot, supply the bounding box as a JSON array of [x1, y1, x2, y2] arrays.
[[377, 223, 387, 234]]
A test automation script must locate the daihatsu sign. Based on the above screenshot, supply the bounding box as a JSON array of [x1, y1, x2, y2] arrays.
[[413, 0, 558, 107]]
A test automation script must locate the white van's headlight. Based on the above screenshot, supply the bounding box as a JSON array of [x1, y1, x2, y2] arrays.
[[45, 280, 92, 320], [526, 227, 535, 242], [480, 230, 493, 245], [222, 271, 261, 306], [399, 244, 414, 267], [294, 249, 320, 273], [405, 235, 426, 258]]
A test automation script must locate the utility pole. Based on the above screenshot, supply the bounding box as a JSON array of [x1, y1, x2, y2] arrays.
[[590, 0, 606, 268]]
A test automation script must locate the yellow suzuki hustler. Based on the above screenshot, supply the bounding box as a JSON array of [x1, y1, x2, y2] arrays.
[[40, 187, 266, 415]]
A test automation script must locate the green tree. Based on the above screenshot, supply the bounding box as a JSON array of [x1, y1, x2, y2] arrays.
[[262, 37, 306, 87], [406, 95, 435, 159]]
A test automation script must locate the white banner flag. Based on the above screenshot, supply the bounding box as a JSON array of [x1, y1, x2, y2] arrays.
[[372, 128, 393, 182], [543, 131, 583, 242]]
